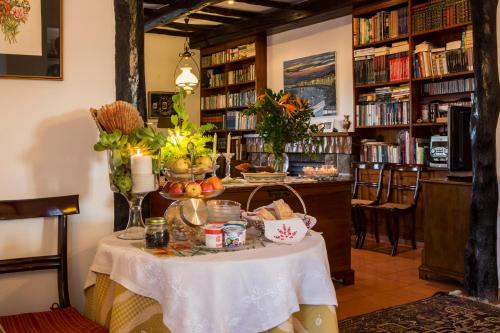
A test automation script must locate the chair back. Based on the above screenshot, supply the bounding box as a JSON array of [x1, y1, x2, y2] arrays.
[[352, 162, 386, 204], [0, 195, 79, 308], [386, 164, 422, 206]]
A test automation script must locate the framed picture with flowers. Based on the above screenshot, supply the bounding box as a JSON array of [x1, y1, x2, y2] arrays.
[[0, 0, 63, 80]]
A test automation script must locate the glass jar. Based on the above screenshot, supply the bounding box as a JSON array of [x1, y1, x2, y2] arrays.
[[207, 200, 241, 223], [145, 217, 170, 249]]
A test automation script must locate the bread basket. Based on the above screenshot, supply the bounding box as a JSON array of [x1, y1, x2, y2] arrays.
[[241, 183, 317, 232]]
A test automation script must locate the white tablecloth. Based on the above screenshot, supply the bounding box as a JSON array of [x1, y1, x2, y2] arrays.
[[85, 231, 337, 333]]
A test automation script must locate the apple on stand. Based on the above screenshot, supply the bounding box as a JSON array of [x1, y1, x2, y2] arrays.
[[196, 156, 212, 170], [172, 158, 190, 174], [185, 182, 202, 197], [200, 180, 215, 193], [169, 182, 184, 195], [207, 176, 224, 191]]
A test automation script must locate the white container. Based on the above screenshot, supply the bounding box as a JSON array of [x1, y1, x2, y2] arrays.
[[204, 224, 223, 248]]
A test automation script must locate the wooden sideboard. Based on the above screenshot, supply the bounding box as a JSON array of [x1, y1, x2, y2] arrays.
[[418, 179, 471, 283], [150, 179, 355, 285]]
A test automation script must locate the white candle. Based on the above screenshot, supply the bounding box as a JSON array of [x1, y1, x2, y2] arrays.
[[131, 149, 155, 193], [131, 150, 153, 175], [213, 132, 217, 158], [226, 132, 231, 155]]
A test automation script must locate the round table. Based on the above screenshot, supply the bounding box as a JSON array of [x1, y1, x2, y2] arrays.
[[85, 231, 337, 333]]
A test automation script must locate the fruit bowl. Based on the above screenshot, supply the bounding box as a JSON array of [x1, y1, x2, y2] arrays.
[[159, 176, 225, 201], [159, 188, 225, 201]]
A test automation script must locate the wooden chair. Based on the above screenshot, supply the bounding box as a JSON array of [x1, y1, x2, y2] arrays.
[[0, 195, 107, 333], [363, 164, 423, 256], [351, 162, 385, 248]]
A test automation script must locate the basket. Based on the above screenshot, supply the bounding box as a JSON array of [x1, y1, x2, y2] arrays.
[[242, 183, 316, 232]]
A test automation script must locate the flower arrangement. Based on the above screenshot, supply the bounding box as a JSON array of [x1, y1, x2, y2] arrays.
[[243, 89, 320, 169], [0, 0, 30, 44]]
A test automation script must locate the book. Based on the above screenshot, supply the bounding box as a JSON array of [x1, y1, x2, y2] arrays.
[[353, 7, 408, 46], [356, 85, 410, 127]]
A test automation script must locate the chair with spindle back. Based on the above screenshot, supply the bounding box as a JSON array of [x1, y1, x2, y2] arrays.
[[0, 195, 107, 333], [351, 162, 386, 249], [363, 164, 423, 256]]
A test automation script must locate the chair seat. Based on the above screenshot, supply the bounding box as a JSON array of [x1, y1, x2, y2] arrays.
[[351, 199, 375, 206], [375, 202, 413, 211], [0, 307, 107, 333]]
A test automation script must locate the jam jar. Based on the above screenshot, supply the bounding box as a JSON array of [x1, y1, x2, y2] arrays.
[[145, 217, 170, 249]]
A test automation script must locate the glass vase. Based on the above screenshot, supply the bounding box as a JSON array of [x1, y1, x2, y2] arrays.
[[107, 148, 160, 240], [268, 152, 289, 173]]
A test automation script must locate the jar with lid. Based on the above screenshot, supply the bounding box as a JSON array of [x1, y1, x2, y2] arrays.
[[145, 217, 170, 249]]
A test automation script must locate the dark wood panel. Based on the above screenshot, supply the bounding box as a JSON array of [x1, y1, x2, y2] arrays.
[[150, 180, 355, 284], [419, 179, 471, 283]]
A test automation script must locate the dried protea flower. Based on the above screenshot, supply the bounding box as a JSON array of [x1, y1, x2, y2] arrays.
[[92, 101, 144, 134]]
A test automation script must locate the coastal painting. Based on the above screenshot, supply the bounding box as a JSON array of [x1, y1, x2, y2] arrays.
[[284, 52, 337, 117]]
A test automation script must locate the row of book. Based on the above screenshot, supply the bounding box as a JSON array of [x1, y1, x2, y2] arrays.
[[353, 7, 408, 46], [357, 85, 410, 127], [201, 94, 226, 110], [354, 42, 410, 85], [226, 111, 257, 130], [203, 69, 225, 88], [201, 113, 225, 130], [201, 43, 256, 67], [228, 64, 255, 85], [228, 89, 256, 108], [414, 37, 473, 78], [421, 77, 475, 96], [412, 0, 471, 33]]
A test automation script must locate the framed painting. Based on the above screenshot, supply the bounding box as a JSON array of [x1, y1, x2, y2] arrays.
[[148, 91, 175, 119], [284, 52, 337, 118], [0, 0, 63, 80]]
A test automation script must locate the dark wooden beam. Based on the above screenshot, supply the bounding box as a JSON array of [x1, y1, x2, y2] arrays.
[[464, 0, 499, 302], [236, 0, 291, 8], [200, 5, 258, 18], [144, 0, 224, 31], [147, 28, 194, 37], [190, 0, 352, 48], [166, 22, 222, 32], [188, 12, 240, 24], [114, 0, 151, 231]]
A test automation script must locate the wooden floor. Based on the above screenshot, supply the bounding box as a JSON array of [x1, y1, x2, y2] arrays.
[[335, 245, 463, 320]]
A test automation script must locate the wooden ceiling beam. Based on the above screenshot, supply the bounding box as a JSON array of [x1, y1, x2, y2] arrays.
[[188, 12, 240, 24], [189, 0, 352, 48], [144, 0, 225, 32], [146, 28, 194, 38], [200, 5, 258, 18], [236, 0, 291, 8], [165, 22, 222, 32]]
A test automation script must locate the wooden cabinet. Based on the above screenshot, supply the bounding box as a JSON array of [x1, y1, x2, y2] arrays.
[[418, 179, 471, 283], [150, 180, 355, 285]]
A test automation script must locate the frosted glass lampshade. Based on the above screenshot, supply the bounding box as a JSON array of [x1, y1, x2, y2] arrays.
[[175, 66, 199, 92]]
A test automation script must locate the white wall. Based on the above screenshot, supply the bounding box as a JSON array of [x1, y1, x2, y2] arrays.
[[144, 33, 200, 125], [0, 0, 115, 315], [267, 15, 354, 131]]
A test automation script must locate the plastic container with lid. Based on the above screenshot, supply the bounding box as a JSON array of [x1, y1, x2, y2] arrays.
[[204, 224, 224, 248], [145, 217, 170, 249]]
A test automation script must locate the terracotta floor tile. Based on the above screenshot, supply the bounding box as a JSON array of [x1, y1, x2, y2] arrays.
[[337, 242, 462, 320]]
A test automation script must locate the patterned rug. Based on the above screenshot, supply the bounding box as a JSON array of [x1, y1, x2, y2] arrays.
[[339, 292, 500, 332]]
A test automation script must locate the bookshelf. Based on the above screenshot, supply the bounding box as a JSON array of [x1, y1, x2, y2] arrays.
[[352, 0, 474, 167], [199, 35, 267, 155]]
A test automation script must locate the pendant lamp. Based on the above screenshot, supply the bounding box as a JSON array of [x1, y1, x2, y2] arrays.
[[174, 18, 199, 94]]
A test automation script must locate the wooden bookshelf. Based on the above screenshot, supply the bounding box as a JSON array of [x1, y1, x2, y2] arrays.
[[352, 0, 475, 167]]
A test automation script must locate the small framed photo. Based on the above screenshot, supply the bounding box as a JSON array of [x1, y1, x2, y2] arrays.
[[148, 91, 175, 119]]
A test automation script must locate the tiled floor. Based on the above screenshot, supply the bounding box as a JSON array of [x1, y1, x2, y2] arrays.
[[335, 245, 463, 320]]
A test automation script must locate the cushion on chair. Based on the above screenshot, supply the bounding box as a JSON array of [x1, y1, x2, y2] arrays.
[[0, 307, 108, 333], [376, 202, 412, 210], [351, 199, 375, 206]]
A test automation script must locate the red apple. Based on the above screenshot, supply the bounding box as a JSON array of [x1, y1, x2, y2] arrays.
[[169, 182, 184, 195], [162, 181, 173, 193], [200, 181, 215, 193], [207, 176, 224, 190], [185, 182, 202, 197]]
